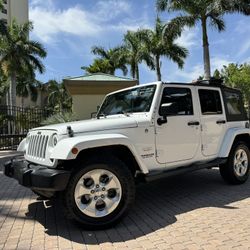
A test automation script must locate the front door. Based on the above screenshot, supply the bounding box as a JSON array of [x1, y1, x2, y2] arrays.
[[155, 86, 200, 164], [197, 87, 227, 156]]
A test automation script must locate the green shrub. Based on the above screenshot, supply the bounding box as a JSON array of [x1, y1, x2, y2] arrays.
[[41, 112, 77, 125]]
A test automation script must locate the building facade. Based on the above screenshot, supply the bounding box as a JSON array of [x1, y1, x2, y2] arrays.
[[64, 73, 138, 120], [0, 0, 29, 107], [0, 0, 28, 25]]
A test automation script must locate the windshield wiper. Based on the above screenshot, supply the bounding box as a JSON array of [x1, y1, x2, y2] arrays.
[[96, 112, 106, 119], [117, 111, 130, 117]]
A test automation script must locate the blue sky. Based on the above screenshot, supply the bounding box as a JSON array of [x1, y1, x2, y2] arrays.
[[29, 0, 250, 84]]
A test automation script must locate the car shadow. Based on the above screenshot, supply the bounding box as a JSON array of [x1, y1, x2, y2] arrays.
[[20, 168, 250, 245]]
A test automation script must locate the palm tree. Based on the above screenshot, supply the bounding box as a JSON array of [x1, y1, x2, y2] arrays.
[[141, 17, 188, 81], [156, 0, 250, 80], [16, 71, 40, 107], [82, 58, 114, 75], [0, 20, 47, 107], [123, 30, 155, 81], [47, 80, 72, 112], [83, 46, 128, 76], [0, 68, 8, 99]]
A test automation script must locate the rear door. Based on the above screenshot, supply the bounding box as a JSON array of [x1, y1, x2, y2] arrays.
[[197, 87, 227, 156]]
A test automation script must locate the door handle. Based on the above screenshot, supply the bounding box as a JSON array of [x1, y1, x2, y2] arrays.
[[216, 120, 226, 124], [188, 121, 200, 126]]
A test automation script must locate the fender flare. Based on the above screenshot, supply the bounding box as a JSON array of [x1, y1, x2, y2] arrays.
[[218, 128, 250, 158], [17, 138, 26, 152], [50, 133, 149, 174]]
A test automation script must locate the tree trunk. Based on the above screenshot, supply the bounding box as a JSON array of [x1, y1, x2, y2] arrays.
[[9, 72, 17, 107], [201, 17, 211, 80], [131, 61, 136, 79], [21, 97, 24, 107], [135, 64, 139, 84], [156, 55, 161, 81]]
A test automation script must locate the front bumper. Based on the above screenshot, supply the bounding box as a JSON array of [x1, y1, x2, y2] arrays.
[[4, 158, 71, 192]]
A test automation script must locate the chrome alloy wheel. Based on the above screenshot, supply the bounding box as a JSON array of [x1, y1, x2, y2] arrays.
[[74, 169, 122, 218], [234, 149, 248, 177]]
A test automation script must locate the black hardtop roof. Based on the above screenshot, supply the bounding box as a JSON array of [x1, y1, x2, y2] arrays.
[[162, 80, 241, 93]]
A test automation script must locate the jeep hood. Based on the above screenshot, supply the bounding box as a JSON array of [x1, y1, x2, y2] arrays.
[[31, 116, 138, 135]]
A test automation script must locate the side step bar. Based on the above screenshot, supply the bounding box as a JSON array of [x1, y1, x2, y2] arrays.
[[144, 158, 227, 182]]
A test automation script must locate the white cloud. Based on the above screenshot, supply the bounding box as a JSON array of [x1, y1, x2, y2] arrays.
[[211, 57, 231, 72], [238, 39, 250, 57], [176, 27, 199, 49], [244, 57, 250, 63], [29, 0, 149, 43], [176, 64, 203, 82], [30, 6, 102, 43], [94, 0, 131, 20], [235, 19, 250, 57], [172, 57, 232, 82]]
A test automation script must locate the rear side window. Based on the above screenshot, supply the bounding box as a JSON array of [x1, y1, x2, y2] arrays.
[[160, 87, 193, 116], [199, 89, 222, 115], [223, 89, 247, 121], [224, 91, 241, 115]]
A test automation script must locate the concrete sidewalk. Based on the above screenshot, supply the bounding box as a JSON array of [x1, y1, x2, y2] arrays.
[[0, 151, 250, 249]]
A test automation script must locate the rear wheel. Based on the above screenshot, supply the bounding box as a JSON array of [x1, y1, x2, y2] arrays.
[[220, 141, 250, 184], [63, 156, 135, 229]]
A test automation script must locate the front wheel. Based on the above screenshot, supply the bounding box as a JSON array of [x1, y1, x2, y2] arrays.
[[220, 141, 250, 184], [63, 156, 135, 229]]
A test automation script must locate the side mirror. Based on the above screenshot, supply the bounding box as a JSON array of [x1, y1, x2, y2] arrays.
[[157, 104, 169, 125]]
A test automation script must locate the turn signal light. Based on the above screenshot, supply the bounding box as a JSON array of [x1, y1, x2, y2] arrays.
[[71, 147, 78, 155]]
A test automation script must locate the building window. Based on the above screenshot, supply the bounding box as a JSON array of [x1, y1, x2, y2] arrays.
[[0, 18, 7, 26], [2, 8, 7, 14], [3, 0, 7, 4]]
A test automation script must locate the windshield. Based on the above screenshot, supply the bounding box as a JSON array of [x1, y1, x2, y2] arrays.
[[98, 84, 156, 116]]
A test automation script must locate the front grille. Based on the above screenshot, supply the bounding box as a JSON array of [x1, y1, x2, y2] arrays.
[[27, 134, 49, 159]]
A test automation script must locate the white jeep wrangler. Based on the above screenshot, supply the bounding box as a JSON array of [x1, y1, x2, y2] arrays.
[[4, 79, 250, 229]]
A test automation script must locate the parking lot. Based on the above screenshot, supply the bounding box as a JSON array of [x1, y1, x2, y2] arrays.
[[0, 151, 250, 250]]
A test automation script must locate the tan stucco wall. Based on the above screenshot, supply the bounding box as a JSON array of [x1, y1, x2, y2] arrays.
[[0, 0, 28, 24], [72, 95, 105, 120], [64, 78, 138, 120], [9, 0, 28, 24]]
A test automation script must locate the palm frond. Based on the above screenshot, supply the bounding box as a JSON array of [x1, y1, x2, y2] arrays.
[[156, 0, 169, 12], [209, 15, 225, 32], [166, 43, 189, 68], [91, 46, 108, 59], [219, 0, 250, 15], [162, 15, 197, 42]]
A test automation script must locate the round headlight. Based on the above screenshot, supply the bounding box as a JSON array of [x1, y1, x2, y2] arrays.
[[52, 135, 58, 147]]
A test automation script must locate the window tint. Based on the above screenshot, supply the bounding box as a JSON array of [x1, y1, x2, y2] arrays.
[[199, 89, 222, 115], [160, 87, 193, 116], [224, 91, 242, 115]]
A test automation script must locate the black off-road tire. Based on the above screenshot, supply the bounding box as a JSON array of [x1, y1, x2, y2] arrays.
[[220, 141, 250, 184], [63, 155, 135, 229]]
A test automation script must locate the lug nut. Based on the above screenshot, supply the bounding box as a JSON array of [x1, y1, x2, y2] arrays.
[[91, 190, 95, 194], [101, 195, 105, 198], [102, 188, 105, 191], [94, 196, 98, 200], [96, 185, 99, 188]]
